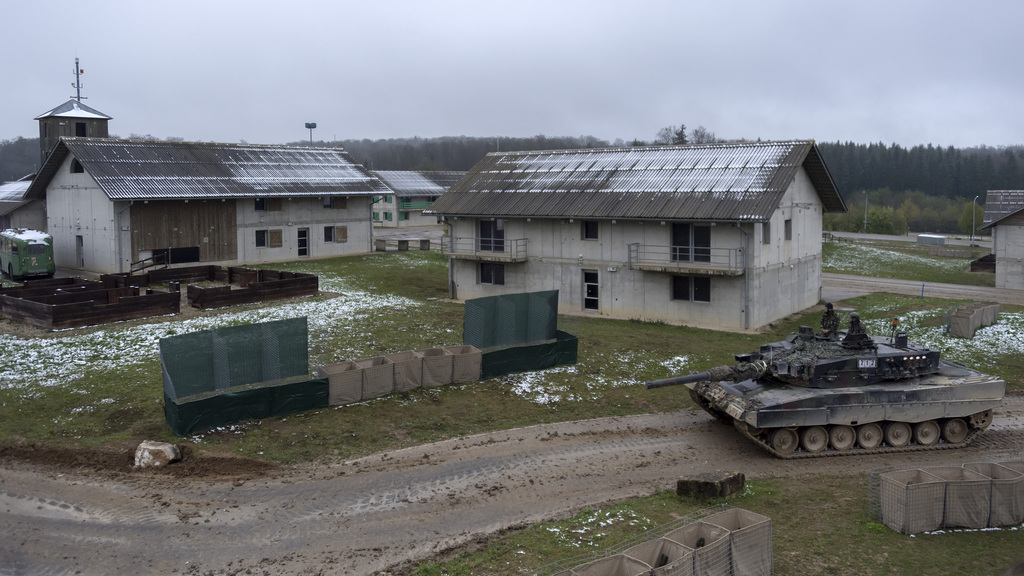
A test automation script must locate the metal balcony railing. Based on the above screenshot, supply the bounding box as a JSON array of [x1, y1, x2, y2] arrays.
[[627, 243, 744, 275], [441, 236, 528, 262], [398, 200, 433, 210]]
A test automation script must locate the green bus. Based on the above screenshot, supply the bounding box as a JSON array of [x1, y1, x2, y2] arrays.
[[0, 228, 55, 280]]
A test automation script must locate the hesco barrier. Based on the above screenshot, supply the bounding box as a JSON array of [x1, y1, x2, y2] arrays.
[[871, 460, 1024, 534], [160, 317, 327, 435], [535, 505, 772, 576]]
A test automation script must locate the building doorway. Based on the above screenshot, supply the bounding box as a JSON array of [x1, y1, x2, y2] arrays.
[[297, 228, 309, 257], [583, 269, 599, 310]]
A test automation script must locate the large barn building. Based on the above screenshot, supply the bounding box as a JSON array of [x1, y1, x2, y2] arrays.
[[428, 140, 846, 331], [26, 138, 391, 274]]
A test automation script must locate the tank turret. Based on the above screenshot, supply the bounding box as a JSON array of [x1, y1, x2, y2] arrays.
[[647, 318, 1004, 458]]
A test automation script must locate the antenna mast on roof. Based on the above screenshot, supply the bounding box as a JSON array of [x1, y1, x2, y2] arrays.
[[71, 57, 86, 102]]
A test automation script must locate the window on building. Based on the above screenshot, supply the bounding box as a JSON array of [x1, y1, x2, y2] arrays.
[[373, 212, 380, 221], [256, 229, 283, 248], [71, 159, 84, 173], [323, 196, 347, 209], [762, 221, 771, 244], [399, 211, 409, 221], [75, 122, 87, 137], [480, 262, 505, 285], [671, 223, 711, 262], [324, 226, 334, 242], [785, 219, 792, 241], [583, 270, 599, 310], [384, 212, 393, 221], [672, 275, 711, 303], [479, 218, 505, 252], [582, 220, 599, 240], [255, 198, 266, 211]]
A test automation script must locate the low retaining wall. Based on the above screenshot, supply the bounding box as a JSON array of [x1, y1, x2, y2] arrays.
[[187, 268, 318, 309], [0, 280, 181, 329]]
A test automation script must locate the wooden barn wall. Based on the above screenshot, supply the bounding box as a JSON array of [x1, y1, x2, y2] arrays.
[[130, 200, 238, 262]]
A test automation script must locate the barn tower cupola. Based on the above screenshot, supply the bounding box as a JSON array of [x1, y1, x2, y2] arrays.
[[34, 58, 112, 166]]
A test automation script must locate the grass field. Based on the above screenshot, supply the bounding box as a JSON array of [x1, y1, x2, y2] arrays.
[[1, 239, 1021, 575]]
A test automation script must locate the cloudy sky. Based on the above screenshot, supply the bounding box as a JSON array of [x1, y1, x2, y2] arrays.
[[2, 0, 1021, 149]]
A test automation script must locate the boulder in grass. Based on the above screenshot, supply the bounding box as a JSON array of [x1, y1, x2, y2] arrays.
[[677, 471, 745, 499], [134, 441, 181, 468]]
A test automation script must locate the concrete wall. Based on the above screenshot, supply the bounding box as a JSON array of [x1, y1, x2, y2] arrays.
[[235, 196, 374, 265], [45, 156, 119, 273], [992, 217, 1024, 289]]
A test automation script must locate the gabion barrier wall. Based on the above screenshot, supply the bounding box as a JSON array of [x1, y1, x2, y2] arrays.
[[317, 345, 482, 406], [874, 460, 1024, 534], [537, 505, 772, 576]]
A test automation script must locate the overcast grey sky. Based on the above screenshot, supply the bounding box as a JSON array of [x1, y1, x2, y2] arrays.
[[2, 0, 1021, 149]]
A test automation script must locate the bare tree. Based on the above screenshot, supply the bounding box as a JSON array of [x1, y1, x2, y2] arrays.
[[656, 124, 689, 145], [690, 125, 718, 144]]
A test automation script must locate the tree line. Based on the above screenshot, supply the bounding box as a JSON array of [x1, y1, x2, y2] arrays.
[[3, 131, 1021, 235]]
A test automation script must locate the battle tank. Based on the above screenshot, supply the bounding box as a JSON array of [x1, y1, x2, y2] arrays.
[[646, 315, 1005, 458]]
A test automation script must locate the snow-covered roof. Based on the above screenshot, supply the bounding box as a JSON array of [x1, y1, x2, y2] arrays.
[[34, 99, 112, 120], [428, 140, 845, 221], [1, 228, 51, 244], [370, 170, 465, 197], [28, 138, 392, 201]]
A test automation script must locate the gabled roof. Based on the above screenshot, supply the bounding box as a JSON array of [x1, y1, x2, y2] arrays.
[[370, 170, 465, 197], [428, 140, 845, 221], [34, 99, 112, 120], [981, 190, 1024, 229], [27, 138, 391, 201]]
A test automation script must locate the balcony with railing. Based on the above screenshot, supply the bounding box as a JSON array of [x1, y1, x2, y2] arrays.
[[627, 243, 744, 275], [442, 236, 528, 262]]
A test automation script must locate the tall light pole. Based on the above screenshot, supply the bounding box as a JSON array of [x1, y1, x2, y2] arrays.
[[305, 122, 317, 146], [971, 195, 979, 246], [862, 191, 868, 234]]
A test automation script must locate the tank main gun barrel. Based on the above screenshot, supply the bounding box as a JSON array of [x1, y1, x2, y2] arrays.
[[644, 360, 768, 390], [645, 372, 712, 389]]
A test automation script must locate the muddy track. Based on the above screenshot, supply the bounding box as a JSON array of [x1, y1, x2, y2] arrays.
[[2, 397, 1023, 576]]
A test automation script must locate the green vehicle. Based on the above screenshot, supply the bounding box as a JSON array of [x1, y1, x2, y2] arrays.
[[0, 228, 55, 280]]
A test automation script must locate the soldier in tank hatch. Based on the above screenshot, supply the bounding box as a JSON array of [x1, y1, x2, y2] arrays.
[[820, 302, 839, 338]]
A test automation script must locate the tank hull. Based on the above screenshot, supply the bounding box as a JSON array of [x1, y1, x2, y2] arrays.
[[687, 359, 1004, 458]]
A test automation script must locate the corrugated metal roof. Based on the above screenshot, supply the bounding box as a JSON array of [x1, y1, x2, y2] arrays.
[[0, 180, 31, 202], [28, 138, 391, 201], [370, 170, 465, 197], [981, 190, 1024, 228], [429, 140, 845, 221]]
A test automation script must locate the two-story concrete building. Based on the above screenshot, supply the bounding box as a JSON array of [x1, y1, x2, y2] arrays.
[[26, 138, 391, 274], [428, 141, 846, 331]]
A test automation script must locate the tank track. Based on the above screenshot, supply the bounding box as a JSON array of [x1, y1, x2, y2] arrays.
[[730, 418, 985, 459]]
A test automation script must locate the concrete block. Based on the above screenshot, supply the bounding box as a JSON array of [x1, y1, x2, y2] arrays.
[[677, 470, 745, 499]]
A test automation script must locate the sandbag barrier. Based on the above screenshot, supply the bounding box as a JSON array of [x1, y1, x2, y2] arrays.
[[874, 460, 1024, 534], [536, 506, 772, 576], [316, 345, 482, 406]]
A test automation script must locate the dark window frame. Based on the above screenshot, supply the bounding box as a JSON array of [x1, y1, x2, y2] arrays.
[[582, 220, 599, 240], [672, 275, 711, 303], [480, 262, 505, 285]]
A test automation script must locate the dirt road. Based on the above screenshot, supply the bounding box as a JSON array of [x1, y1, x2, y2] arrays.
[[2, 397, 1023, 576]]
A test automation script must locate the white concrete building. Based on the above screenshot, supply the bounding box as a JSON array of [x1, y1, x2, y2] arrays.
[[981, 190, 1024, 290], [428, 141, 846, 331], [26, 138, 391, 274]]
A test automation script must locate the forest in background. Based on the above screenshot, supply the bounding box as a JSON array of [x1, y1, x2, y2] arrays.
[[2, 133, 1021, 235]]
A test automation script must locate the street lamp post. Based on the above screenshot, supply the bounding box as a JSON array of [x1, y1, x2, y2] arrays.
[[862, 191, 868, 234], [305, 122, 317, 146], [972, 195, 979, 246]]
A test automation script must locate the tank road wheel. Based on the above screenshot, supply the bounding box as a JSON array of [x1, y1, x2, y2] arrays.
[[829, 425, 856, 451], [942, 418, 968, 444], [884, 422, 912, 448], [770, 428, 799, 456], [856, 423, 883, 449], [969, 409, 994, 430], [912, 421, 940, 446], [800, 426, 828, 453]]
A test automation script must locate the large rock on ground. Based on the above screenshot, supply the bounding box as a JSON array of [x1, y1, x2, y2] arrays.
[[677, 471, 745, 499], [134, 441, 181, 468]]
